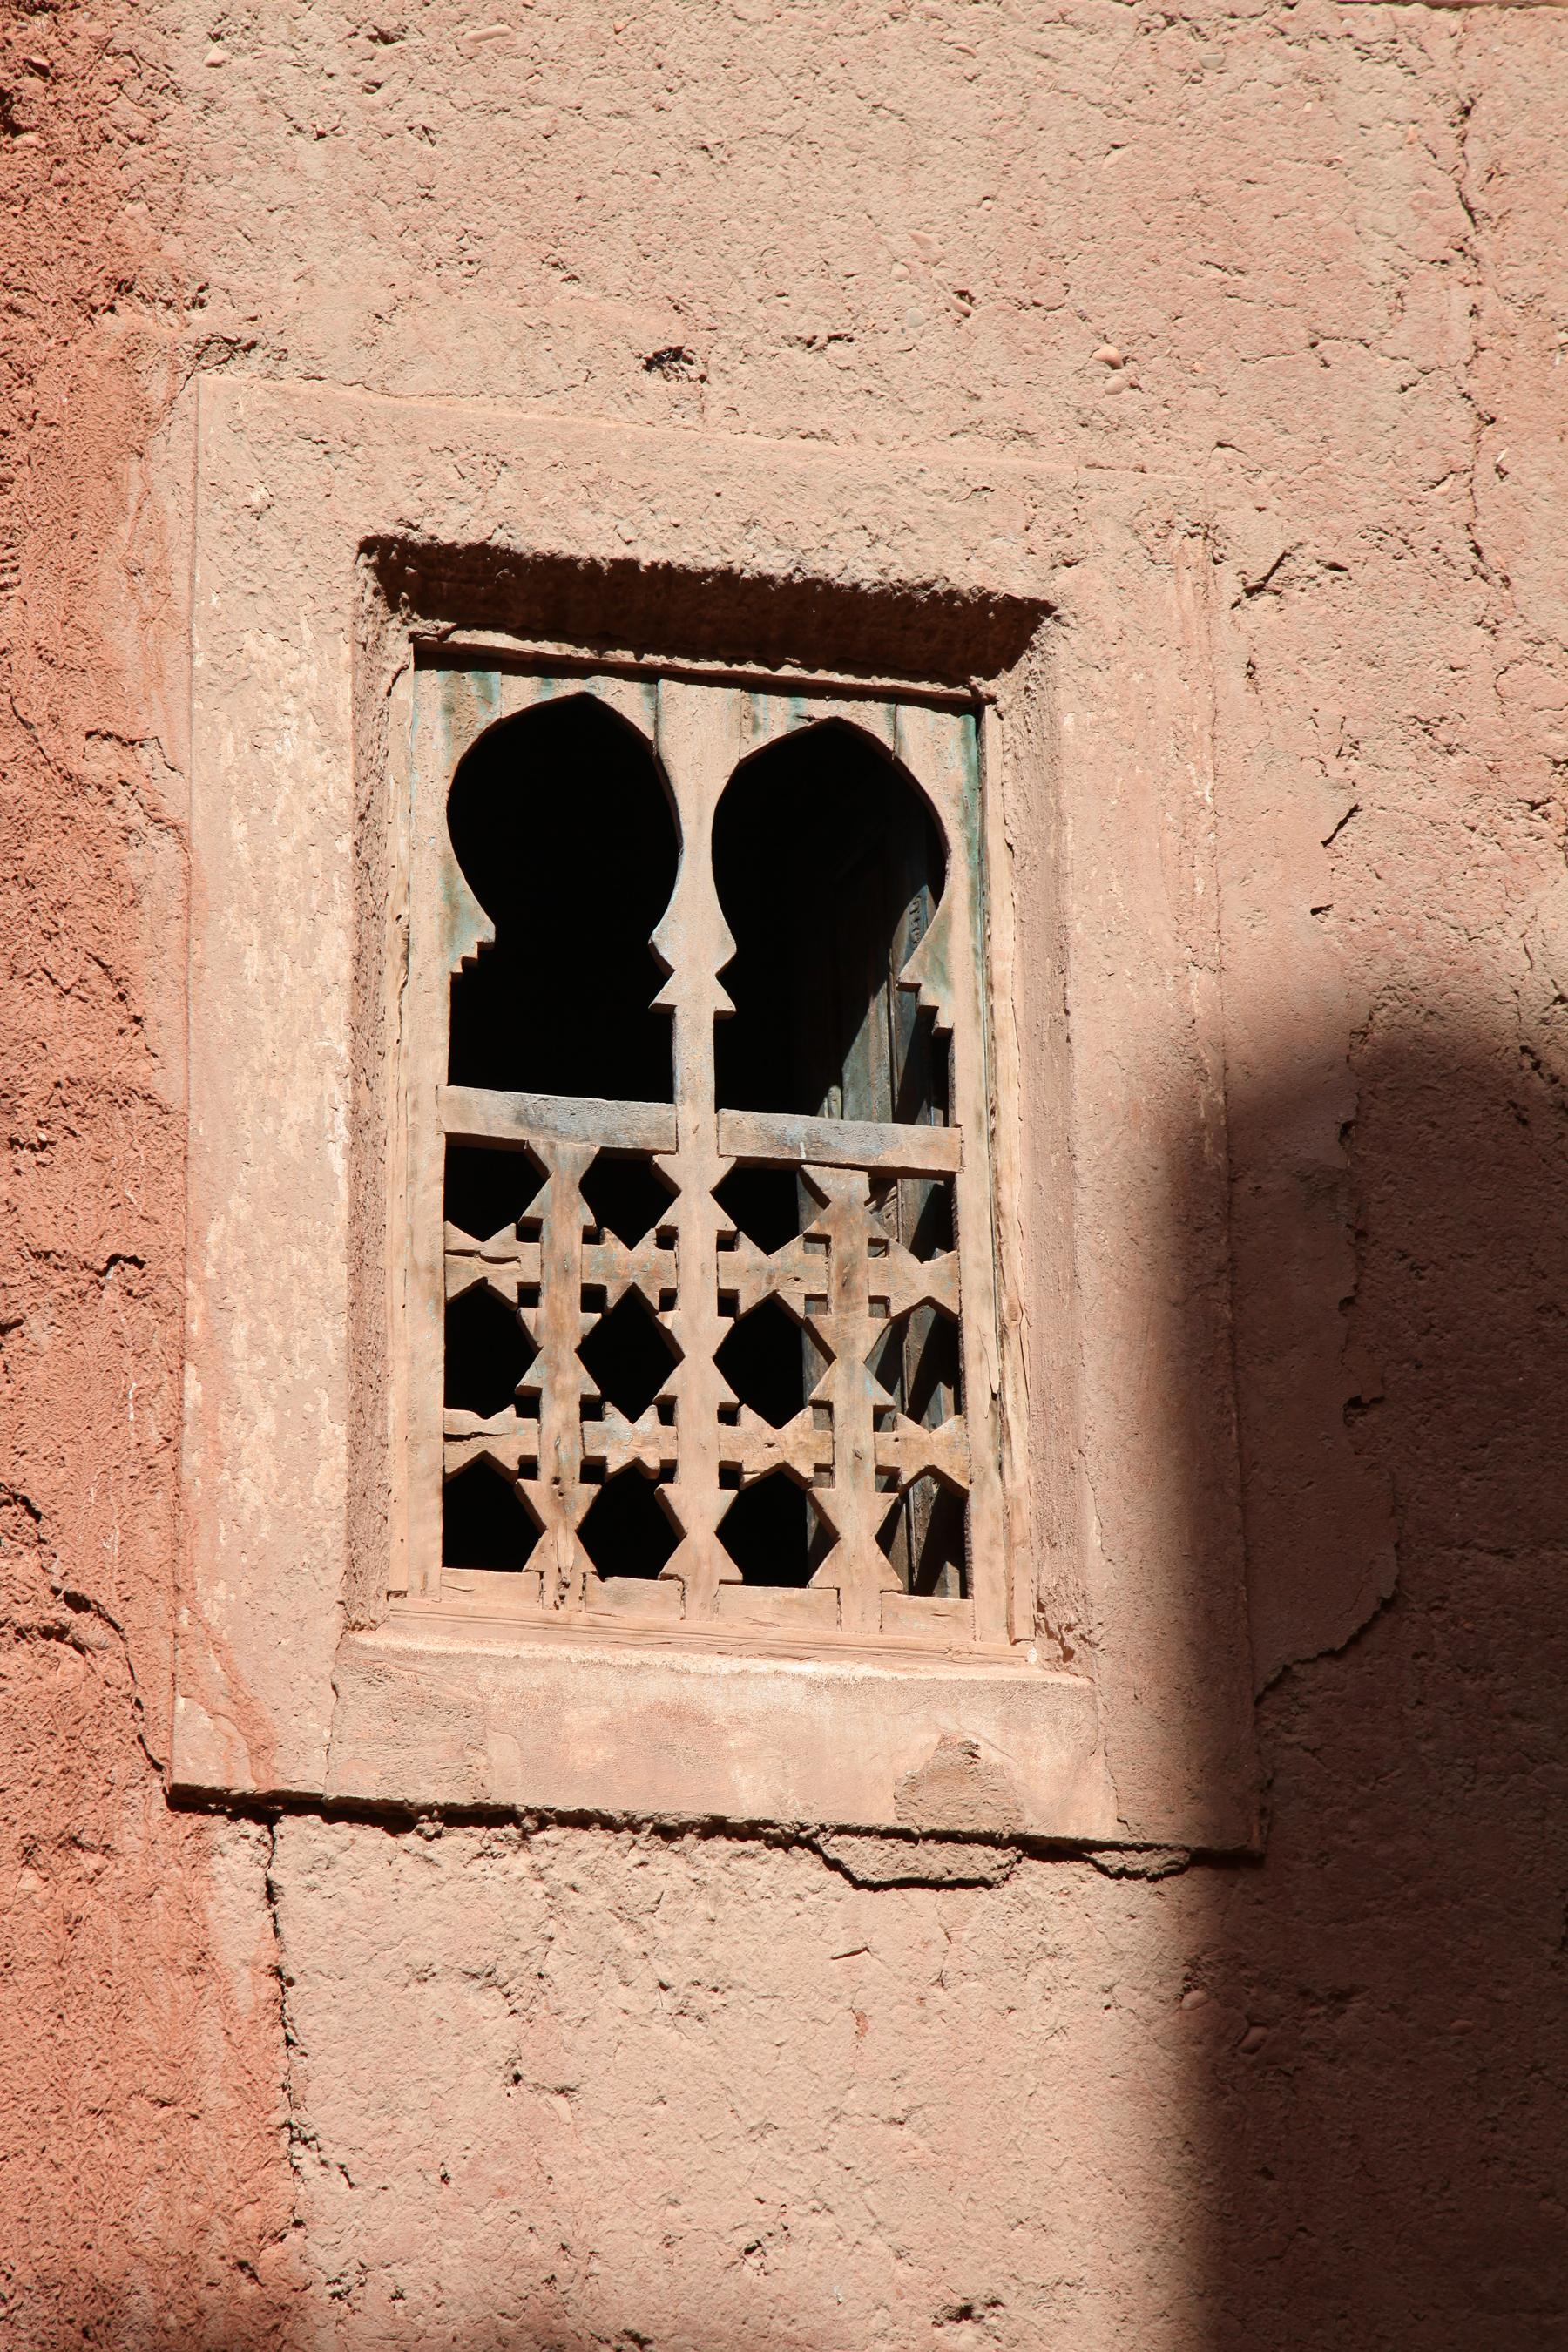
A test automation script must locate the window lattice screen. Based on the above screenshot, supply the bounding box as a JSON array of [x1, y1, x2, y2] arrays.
[[400, 666, 1010, 1651]]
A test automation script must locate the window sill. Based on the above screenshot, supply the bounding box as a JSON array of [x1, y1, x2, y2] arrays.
[[321, 1619, 1115, 1836]]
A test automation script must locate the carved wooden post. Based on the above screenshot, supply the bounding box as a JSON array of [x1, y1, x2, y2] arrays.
[[649, 680, 741, 1614], [797, 1166, 902, 1635], [525, 1139, 596, 1611]]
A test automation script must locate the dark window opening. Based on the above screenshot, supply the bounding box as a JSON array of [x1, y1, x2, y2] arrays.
[[444, 1140, 545, 1243], [443, 1459, 540, 1573], [715, 1164, 802, 1254], [447, 693, 679, 1102], [578, 1290, 680, 1421], [868, 1294, 966, 1599], [716, 1296, 823, 1429], [713, 720, 949, 1125], [718, 1473, 832, 1588], [869, 1302, 963, 1426], [581, 1150, 676, 1247], [873, 1172, 955, 1263], [704, 724, 958, 1594], [877, 1473, 967, 1600], [444, 1285, 537, 1420], [579, 1470, 679, 1580]]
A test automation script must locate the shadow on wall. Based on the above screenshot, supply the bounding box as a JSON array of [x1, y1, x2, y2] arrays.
[[17, 1016, 1568, 2352], [1169, 1005, 1568, 2351]]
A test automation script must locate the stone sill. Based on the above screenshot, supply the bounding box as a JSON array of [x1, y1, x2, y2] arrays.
[[306, 1623, 1118, 1838]]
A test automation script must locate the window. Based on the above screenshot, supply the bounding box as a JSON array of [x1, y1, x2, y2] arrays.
[[175, 379, 1256, 1842], [397, 665, 1017, 1651]]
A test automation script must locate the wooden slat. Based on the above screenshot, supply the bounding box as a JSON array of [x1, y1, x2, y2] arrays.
[[717, 1107, 961, 1176], [647, 677, 742, 1613], [441, 1085, 678, 1154], [796, 1166, 903, 1638], [879, 1591, 973, 1642], [443, 1091, 956, 1175], [714, 1583, 841, 1632], [440, 1565, 546, 1614]]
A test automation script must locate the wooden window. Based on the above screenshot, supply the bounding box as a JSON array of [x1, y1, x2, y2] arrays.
[[398, 663, 1015, 1652]]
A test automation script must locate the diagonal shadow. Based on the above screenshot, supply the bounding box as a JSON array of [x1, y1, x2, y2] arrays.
[[1177, 1010, 1568, 2350]]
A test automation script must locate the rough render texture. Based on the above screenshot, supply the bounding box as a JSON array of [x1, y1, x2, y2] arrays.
[[2, 2, 1566, 2347]]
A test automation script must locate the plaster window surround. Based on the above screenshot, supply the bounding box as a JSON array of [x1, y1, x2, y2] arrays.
[[174, 378, 1259, 1846]]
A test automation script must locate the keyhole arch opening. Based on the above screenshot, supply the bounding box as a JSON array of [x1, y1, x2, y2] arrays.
[[708, 717, 963, 1598], [445, 691, 681, 1104], [711, 716, 950, 1125]]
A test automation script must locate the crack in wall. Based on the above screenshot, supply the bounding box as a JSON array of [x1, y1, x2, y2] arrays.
[[261, 1820, 312, 2257]]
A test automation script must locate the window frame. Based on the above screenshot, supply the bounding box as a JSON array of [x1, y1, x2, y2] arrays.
[[172, 375, 1260, 1847], [394, 658, 1027, 1654]]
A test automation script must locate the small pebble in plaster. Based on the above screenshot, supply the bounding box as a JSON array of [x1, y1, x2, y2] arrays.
[[1092, 344, 1124, 366], [204, 45, 226, 65]]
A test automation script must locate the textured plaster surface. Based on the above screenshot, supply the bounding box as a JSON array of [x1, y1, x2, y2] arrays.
[[176, 376, 1249, 1844], [3, 1, 1567, 2347]]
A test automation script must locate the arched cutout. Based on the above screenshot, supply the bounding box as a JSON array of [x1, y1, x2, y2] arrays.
[[713, 720, 949, 1122], [447, 694, 679, 1102]]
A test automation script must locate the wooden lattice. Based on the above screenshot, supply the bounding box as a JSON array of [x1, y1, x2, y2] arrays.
[[400, 668, 1013, 1652]]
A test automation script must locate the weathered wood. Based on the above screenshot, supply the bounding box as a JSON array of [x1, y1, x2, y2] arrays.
[[720, 1405, 833, 1489], [794, 1166, 906, 1636], [716, 1106, 961, 1176], [424, 672, 1005, 1652], [444, 1229, 542, 1308], [442, 1085, 676, 1154], [648, 678, 743, 1612], [515, 1138, 596, 1611]]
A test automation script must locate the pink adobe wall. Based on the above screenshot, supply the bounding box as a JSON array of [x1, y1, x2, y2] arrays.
[[3, 3, 1567, 2347]]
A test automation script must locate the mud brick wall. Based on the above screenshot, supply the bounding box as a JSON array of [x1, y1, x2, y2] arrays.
[[3, 5, 1565, 2346]]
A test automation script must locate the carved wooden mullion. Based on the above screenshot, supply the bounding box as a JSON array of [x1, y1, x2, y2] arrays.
[[580, 1406, 675, 1481], [866, 1240, 959, 1324], [517, 1136, 597, 1612], [579, 1233, 678, 1312], [720, 1232, 834, 1321], [871, 1411, 970, 1494], [796, 1165, 902, 1637], [443, 1416, 535, 1480], [646, 680, 745, 1614]]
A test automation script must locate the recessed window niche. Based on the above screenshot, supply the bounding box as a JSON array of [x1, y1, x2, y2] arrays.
[[406, 662, 1007, 1647]]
